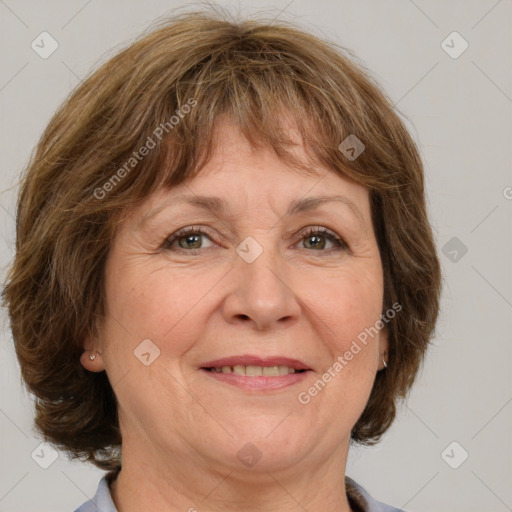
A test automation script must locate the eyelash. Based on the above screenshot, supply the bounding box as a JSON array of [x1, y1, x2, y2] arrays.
[[161, 225, 348, 254]]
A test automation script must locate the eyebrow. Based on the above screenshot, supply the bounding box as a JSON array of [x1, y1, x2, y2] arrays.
[[138, 194, 365, 229]]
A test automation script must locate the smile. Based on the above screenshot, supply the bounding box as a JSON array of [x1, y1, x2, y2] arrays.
[[205, 365, 304, 376], [200, 365, 311, 391]]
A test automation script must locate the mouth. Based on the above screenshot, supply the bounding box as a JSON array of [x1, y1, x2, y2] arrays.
[[199, 355, 312, 391], [203, 364, 308, 375]]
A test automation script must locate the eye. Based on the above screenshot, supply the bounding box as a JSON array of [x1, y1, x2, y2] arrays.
[[295, 226, 348, 252], [162, 226, 216, 253], [161, 225, 348, 254]]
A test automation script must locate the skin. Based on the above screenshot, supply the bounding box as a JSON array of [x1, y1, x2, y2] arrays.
[[81, 119, 388, 512]]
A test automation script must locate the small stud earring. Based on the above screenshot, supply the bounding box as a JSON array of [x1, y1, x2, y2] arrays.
[[89, 351, 101, 361]]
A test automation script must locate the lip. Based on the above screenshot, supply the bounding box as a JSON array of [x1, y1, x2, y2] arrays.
[[200, 368, 311, 391], [200, 355, 311, 370], [199, 355, 312, 392]]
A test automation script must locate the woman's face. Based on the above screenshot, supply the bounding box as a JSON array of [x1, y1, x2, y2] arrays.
[[82, 119, 388, 476]]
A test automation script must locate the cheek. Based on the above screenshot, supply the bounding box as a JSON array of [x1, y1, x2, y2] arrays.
[[104, 258, 219, 345], [100, 265, 206, 419], [298, 265, 384, 351]]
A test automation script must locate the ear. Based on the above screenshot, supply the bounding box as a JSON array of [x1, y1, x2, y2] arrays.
[[377, 324, 389, 371], [80, 329, 106, 373]]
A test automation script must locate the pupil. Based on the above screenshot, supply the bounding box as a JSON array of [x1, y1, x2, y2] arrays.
[[308, 235, 324, 249], [181, 234, 200, 249]]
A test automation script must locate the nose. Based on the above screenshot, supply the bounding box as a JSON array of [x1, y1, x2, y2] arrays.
[[221, 240, 301, 331]]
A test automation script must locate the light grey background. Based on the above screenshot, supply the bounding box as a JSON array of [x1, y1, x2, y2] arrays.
[[1, 1, 511, 511]]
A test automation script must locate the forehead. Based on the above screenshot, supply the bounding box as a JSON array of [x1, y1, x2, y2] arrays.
[[183, 119, 368, 204], [125, 119, 371, 232]]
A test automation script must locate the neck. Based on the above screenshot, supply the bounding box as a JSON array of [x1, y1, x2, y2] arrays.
[[110, 437, 354, 512]]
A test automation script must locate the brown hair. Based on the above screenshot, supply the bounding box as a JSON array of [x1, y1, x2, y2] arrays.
[[2, 9, 442, 470]]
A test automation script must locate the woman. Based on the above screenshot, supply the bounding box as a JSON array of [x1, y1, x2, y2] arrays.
[[2, 10, 441, 512]]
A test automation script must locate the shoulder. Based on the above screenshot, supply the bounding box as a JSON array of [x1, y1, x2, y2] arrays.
[[73, 473, 119, 512], [346, 476, 406, 512]]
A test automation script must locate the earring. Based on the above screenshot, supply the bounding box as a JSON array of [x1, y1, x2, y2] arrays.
[[382, 355, 388, 368], [89, 350, 101, 361]]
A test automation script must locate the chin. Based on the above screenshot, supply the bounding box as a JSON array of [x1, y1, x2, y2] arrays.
[[209, 422, 314, 473]]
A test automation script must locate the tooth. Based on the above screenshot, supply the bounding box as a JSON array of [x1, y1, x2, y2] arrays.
[[263, 366, 280, 376], [212, 365, 298, 376], [233, 365, 246, 375], [278, 365, 289, 375], [245, 365, 263, 376]]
